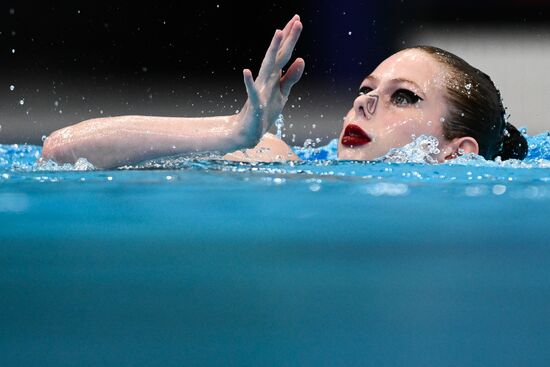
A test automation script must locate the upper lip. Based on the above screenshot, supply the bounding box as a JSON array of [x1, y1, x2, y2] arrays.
[[342, 124, 371, 144]]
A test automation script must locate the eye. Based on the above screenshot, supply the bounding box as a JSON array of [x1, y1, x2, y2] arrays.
[[358, 86, 373, 96], [391, 89, 423, 106]]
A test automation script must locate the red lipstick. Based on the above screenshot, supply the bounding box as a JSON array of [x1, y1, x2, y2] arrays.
[[341, 124, 371, 147]]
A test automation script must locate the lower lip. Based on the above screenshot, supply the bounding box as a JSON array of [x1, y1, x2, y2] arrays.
[[341, 135, 371, 147]]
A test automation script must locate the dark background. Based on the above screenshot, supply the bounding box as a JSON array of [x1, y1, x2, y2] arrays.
[[1, 0, 549, 145]]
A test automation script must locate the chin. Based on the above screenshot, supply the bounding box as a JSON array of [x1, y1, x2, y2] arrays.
[[337, 146, 367, 161], [337, 142, 388, 161]]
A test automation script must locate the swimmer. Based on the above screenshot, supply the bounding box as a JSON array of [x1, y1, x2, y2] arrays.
[[40, 15, 527, 169]]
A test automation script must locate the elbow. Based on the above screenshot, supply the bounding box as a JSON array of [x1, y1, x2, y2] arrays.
[[40, 133, 58, 162], [40, 128, 75, 164]]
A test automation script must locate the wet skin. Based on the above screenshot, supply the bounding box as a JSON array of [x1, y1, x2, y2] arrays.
[[337, 49, 452, 161]]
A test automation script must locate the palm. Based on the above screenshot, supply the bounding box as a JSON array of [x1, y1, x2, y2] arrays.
[[238, 15, 304, 144]]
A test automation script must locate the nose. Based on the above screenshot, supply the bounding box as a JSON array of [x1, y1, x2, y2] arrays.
[[354, 94, 379, 119]]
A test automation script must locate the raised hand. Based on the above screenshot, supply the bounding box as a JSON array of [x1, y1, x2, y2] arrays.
[[235, 15, 304, 147], [40, 15, 304, 169]]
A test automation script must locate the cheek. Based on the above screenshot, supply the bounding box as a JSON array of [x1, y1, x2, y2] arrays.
[[379, 111, 422, 139], [380, 108, 441, 141]]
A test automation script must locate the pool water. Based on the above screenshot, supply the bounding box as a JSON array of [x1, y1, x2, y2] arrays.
[[1, 132, 550, 366]]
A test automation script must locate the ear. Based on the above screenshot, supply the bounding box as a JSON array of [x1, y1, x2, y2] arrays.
[[443, 136, 479, 160]]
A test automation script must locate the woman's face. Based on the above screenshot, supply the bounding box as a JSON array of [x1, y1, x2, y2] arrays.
[[337, 49, 451, 161]]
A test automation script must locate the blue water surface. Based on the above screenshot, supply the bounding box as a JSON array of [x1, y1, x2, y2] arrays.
[[1, 132, 550, 367]]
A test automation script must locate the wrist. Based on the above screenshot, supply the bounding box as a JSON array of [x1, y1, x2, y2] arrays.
[[230, 108, 263, 150]]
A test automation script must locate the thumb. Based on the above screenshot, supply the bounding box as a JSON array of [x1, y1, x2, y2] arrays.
[[243, 69, 261, 108], [280, 58, 305, 97]]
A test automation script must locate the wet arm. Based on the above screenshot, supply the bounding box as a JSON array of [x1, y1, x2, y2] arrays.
[[41, 114, 251, 169], [40, 15, 304, 169]]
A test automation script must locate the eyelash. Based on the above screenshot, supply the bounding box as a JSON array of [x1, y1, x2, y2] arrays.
[[392, 89, 423, 106], [358, 86, 423, 106]]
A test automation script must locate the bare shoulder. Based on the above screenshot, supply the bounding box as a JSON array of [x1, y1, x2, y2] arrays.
[[223, 132, 300, 162]]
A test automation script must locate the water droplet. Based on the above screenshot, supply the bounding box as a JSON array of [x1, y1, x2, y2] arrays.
[[440, 117, 445, 122], [275, 114, 284, 138], [465, 83, 472, 90], [9, 85, 15, 91], [19, 99, 24, 105], [309, 183, 321, 192], [348, 31, 352, 35], [465, 186, 485, 197], [41, 135, 47, 142], [11, 49, 15, 54]]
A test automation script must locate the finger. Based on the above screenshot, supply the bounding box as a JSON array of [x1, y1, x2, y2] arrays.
[[269, 15, 300, 81], [256, 29, 283, 85], [280, 58, 305, 97], [276, 20, 303, 69], [243, 69, 261, 109], [281, 14, 300, 41]]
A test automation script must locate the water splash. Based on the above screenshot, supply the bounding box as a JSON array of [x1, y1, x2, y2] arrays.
[[121, 152, 225, 170], [2, 131, 550, 172], [526, 131, 550, 160], [274, 114, 284, 138], [444, 132, 550, 168], [294, 132, 550, 168], [294, 138, 338, 161], [381, 135, 440, 164], [0, 144, 42, 170], [36, 158, 95, 171]]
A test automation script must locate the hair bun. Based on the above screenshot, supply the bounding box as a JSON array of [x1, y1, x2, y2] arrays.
[[498, 123, 528, 160]]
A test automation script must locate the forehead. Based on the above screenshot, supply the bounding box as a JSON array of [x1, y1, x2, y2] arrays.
[[367, 49, 448, 90]]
